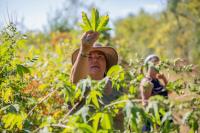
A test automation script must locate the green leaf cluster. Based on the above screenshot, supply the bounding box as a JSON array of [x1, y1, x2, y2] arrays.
[[80, 8, 111, 32], [2, 112, 27, 130]]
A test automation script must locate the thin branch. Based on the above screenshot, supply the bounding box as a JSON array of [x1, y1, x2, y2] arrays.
[[51, 124, 69, 128], [32, 127, 40, 133], [27, 88, 58, 117], [60, 100, 82, 123], [104, 99, 145, 109], [32, 123, 70, 132]]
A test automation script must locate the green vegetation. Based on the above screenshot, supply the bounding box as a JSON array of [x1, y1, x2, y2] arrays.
[[114, 0, 200, 65], [80, 8, 111, 33], [0, 0, 200, 132]]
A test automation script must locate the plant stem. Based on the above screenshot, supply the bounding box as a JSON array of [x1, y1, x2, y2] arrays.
[[104, 99, 147, 109], [60, 100, 82, 123], [27, 88, 58, 116]]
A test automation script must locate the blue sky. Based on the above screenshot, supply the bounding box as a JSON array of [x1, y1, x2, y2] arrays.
[[0, 0, 167, 31]]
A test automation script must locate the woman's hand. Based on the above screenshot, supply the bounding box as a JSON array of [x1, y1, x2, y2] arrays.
[[156, 73, 165, 79], [81, 31, 99, 53], [156, 73, 168, 86]]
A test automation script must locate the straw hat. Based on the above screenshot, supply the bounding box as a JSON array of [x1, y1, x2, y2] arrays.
[[71, 43, 118, 71]]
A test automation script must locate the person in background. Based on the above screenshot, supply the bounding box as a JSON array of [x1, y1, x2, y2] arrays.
[[140, 54, 168, 106], [140, 55, 169, 132]]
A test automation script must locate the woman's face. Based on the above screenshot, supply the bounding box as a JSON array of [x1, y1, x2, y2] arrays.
[[149, 67, 159, 79], [88, 51, 107, 80]]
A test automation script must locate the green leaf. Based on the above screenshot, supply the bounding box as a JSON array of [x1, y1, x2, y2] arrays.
[[91, 113, 102, 132], [79, 23, 90, 32], [81, 11, 92, 31], [80, 9, 111, 32], [92, 91, 102, 108], [2, 112, 27, 130], [97, 15, 109, 32], [97, 27, 112, 32], [76, 123, 93, 133], [16, 39, 27, 47], [124, 101, 142, 132], [77, 78, 92, 99], [87, 90, 102, 108], [91, 8, 99, 31], [161, 111, 172, 124], [136, 74, 144, 82], [190, 120, 198, 133], [153, 102, 161, 125], [129, 85, 136, 94], [100, 113, 112, 130], [97, 130, 109, 133], [124, 100, 133, 118], [107, 65, 125, 81], [16, 64, 30, 77], [2, 87, 13, 103], [107, 65, 124, 77]]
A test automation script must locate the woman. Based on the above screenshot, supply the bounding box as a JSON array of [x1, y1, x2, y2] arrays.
[[140, 55, 168, 106], [70, 31, 122, 101], [70, 31, 118, 84], [70, 31, 124, 130], [140, 55, 169, 132]]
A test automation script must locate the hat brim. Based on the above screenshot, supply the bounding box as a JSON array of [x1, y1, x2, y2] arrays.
[[71, 46, 118, 71]]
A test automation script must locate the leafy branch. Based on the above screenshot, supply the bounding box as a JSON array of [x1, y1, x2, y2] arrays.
[[79, 8, 111, 33]]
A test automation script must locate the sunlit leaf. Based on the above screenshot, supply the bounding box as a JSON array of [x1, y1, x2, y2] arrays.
[[80, 9, 110, 32], [97, 15, 109, 32], [91, 8, 99, 31], [90, 113, 102, 132], [2, 87, 13, 103], [87, 90, 102, 108], [100, 113, 112, 130], [2, 112, 27, 130]]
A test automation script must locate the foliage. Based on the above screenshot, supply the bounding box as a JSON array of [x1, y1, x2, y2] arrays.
[[1, 1, 200, 132], [80, 8, 111, 33], [113, 0, 200, 65]]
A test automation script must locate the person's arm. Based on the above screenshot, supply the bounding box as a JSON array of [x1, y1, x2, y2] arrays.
[[70, 31, 99, 84], [157, 74, 168, 86], [140, 80, 153, 106]]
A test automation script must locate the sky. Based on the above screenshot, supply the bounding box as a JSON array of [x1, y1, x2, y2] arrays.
[[0, 0, 167, 31]]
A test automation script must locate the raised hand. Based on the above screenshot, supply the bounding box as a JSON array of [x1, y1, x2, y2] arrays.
[[81, 31, 99, 53]]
